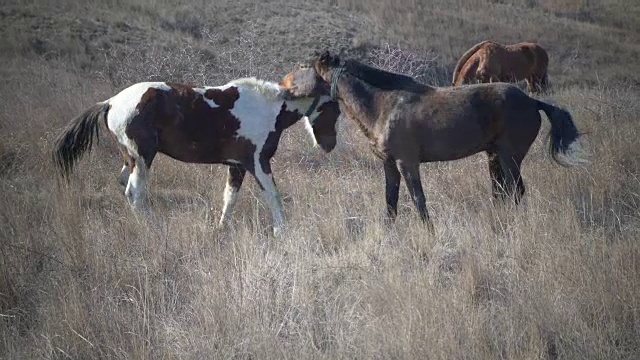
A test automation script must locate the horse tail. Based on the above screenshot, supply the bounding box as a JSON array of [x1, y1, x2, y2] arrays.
[[536, 100, 589, 167], [53, 102, 110, 178], [452, 40, 491, 86]]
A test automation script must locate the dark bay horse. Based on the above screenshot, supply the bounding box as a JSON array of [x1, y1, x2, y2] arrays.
[[281, 51, 588, 232], [53, 78, 341, 235], [452, 41, 550, 93]]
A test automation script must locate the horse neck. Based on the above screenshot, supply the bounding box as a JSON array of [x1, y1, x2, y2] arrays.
[[288, 95, 329, 114], [280, 97, 318, 128], [336, 75, 383, 139]]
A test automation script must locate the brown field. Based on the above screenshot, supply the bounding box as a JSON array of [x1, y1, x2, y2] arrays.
[[1, 0, 639, 358]]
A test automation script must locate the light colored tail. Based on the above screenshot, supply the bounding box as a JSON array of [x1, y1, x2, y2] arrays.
[[537, 100, 590, 167]]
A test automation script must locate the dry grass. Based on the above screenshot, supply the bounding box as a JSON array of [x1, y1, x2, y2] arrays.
[[1, 0, 639, 358]]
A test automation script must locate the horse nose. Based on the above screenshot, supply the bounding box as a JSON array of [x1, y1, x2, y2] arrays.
[[319, 136, 337, 153]]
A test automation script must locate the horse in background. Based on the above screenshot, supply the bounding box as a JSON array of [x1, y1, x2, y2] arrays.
[[452, 41, 549, 93], [282, 51, 588, 232], [52, 78, 340, 236]]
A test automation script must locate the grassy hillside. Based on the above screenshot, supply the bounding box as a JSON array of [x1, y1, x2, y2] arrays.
[[1, 0, 638, 358]]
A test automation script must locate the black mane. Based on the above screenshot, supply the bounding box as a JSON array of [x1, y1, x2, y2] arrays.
[[343, 59, 430, 93]]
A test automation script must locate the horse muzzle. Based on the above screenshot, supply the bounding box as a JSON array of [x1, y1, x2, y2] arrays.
[[317, 136, 337, 153]]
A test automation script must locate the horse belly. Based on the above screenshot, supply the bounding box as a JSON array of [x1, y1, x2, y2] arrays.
[[419, 126, 488, 162], [159, 139, 227, 164], [158, 124, 250, 164]]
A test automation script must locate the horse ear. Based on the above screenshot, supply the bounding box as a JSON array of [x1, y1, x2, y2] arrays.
[[331, 54, 341, 67], [319, 50, 331, 64]]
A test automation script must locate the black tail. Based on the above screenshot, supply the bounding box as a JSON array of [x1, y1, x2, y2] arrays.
[[536, 100, 589, 167], [52, 103, 110, 177]]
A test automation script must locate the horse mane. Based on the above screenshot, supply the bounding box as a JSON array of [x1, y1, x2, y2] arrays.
[[343, 59, 431, 93], [452, 40, 494, 85], [228, 77, 287, 101]]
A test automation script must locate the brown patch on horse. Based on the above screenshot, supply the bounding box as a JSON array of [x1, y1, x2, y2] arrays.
[[204, 87, 240, 109], [452, 41, 549, 92], [125, 84, 256, 168]]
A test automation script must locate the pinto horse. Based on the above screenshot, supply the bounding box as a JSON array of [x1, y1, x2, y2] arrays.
[[281, 51, 588, 232], [452, 41, 549, 93], [53, 78, 340, 235]]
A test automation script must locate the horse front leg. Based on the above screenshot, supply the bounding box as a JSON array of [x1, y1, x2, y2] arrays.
[[539, 72, 549, 92], [398, 161, 434, 233], [218, 164, 246, 228], [531, 73, 548, 93], [249, 157, 285, 236], [383, 158, 401, 221], [525, 78, 534, 93]]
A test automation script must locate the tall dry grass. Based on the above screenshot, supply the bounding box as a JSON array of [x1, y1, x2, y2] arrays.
[[1, 0, 639, 358]]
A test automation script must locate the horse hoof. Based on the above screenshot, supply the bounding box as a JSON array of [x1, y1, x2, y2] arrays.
[[216, 221, 228, 232], [273, 226, 283, 237]]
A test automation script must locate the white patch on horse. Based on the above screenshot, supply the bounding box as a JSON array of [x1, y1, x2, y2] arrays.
[[193, 87, 220, 109], [221, 80, 333, 235], [105, 82, 171, 157], [218, 183, 239, 227], [288, 96, 334, 148], [229, 84, 280, 156], [303, 117, 318, 147], [228, 77, 287, 101]]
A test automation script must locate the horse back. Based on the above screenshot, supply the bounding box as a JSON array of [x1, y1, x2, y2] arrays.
[[384, 85, 505, 161], [122, 82, 262, 164]]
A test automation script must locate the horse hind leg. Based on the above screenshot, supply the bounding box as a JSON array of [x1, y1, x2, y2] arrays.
[[218, 165, 246, 228], [398, 161, 434, 233], [118, 165, 130, 188], [118, 145, 134, 188], [124, 157, 150, 211], [124, 145, 157, 212], [248, 157, 285, 236], [496, 150, 525, 204], [486, 150, 507, 200]]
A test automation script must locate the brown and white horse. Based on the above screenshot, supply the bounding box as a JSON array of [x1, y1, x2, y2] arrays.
[[282, 51, 588, 232], [53, 78, 340, 235]]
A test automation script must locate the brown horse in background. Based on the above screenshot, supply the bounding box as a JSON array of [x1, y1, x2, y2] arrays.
[[452, 41, 549, 93], [282, 51, 588, 232]]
